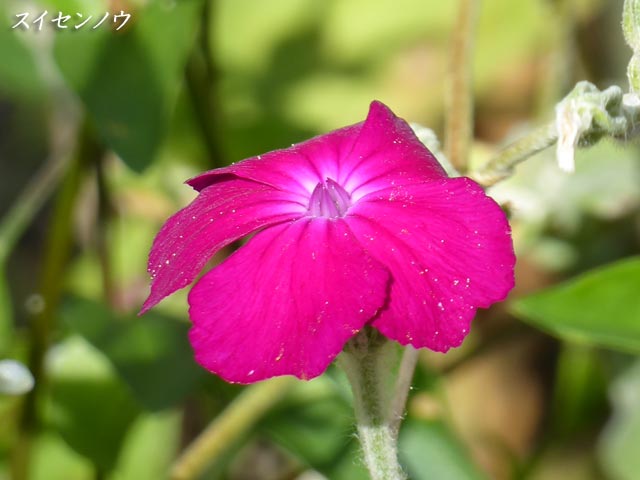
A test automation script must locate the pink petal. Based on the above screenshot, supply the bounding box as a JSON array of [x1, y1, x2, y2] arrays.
[[141, 179, 303, 313], [187, 124, 363, 202], [186, 101, 446, 202], [339, 101, 447, 200], [188, 218, 390, 383], [346, 177, 515, 351]]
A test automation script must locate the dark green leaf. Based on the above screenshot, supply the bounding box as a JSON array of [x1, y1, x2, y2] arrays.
[[512, 257, 640, 353], [53, 0, 202, 171], [262, 378, 368, 478], [62, 298, 204, 411], [264, 395, 354, 468], [549, 344, 608, 439]]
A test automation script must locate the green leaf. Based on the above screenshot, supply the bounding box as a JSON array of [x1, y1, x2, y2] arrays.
[[512, 257, 640, 353], [53, 0, 202, 171], [30, 432, 94, 480], [46, 336, 141, 472], [399, 419, 488, 480], [262, 377, 368, 479], [549, 344, 607, 439], [62, 297, 204, 411], [0, 6, 44, 99], [263, 382, 354, 468], [113, 410, 182, 480]]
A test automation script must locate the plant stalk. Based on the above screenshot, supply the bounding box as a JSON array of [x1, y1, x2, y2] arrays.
[[444, 0, 481, 173], [171, 376, 296, 480], [339, 329, 407, 480], [470, 122, 558, 187]]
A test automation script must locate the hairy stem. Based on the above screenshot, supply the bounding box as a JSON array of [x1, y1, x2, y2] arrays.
[[470, 122, 558, 187], [339, 329, 407, 480], [390, 346, 419, 434], [444, 0, 481, 173], [171, 377, 296, 480]]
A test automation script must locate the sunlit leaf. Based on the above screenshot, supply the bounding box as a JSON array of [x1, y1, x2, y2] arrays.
[[0, 6, 44, 99], [512, 257, 640, 353], [30, 432, 93, 480], [114, 410, 182, 480], [46, 336, 141, 472]]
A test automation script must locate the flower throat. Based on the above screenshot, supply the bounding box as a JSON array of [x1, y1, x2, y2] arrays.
[[307, 178, 352, 218]]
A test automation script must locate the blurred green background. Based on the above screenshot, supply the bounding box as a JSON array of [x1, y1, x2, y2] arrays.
[[1, 0, 639, 479]]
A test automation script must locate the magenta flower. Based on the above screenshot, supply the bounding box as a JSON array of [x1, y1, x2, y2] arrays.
[[142, 101, 515, 384]]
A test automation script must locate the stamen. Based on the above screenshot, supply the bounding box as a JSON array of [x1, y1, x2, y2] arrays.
[[308, 178, 352, 218]]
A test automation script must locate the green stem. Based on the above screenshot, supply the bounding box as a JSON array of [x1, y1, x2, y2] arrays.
[[0, 155, 70, 353], [171, 377, 296, 480], [95, 154, 115, 307], [444, 0, 481, 174], [339, 329, 407, 480], [11, 125, 99, 480], [390, 346, 418, 434], [0, 157, 69, 263], [185, 0, 225, 168], [470, 122, 558, 187]]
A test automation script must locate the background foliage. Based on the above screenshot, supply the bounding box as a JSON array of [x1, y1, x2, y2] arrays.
[[1, 0, 639, 479]]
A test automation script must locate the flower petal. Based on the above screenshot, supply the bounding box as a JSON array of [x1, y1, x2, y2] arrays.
[[187, 124, 363, 201], [346, 177, 515, 351], [186, 101, 447, 202], [339, 101, 447, 200], [188, 218, 390, 383], [141, 179, 303, 313]]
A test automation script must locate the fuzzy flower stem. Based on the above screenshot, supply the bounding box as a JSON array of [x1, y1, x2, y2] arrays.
[[624, 0, 640, 106], [339, 328, 407, 480], [470, 122, 558, 187], [171, 377, 296, 480], [390, 346, 419, 434], [444, 0, 481, 173]]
